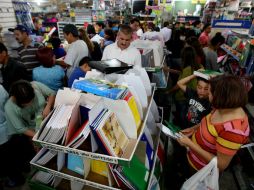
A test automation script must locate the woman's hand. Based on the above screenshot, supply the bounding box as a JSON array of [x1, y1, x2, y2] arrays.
[[177, 133, 193, 148], [181, 128, 196, 137]]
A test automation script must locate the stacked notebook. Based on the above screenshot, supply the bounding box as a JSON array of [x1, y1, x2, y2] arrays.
[[90, 109, 129, 157], [89, 59, 133, 74], [110, 155, 149, 190], [37, 104, 75, 144], [73, 79, 127, 100], [193, 70, 222, 80], [31, 171, 54, 185]]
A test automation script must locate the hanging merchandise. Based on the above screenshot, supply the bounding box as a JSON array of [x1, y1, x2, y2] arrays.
[[12, 1, 34, 31]]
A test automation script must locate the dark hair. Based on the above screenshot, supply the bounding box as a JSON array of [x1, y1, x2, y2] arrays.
[[119, 25, 133, 35], [186, 36, 206, 65], [163, 22, 169, 28], [181, 46, 200, 71], [192, 20, 201, 27], [9, 80, 35, 107], [63, 24, 79, 37], [87, 24, 96, 35], [209, 75, 248, 109], [79, 56, 91, 67], [197, 76, 209, 84], [210, 32, 225, 47], [107, 20, 113, 28], [104, 28, 115, 42], [79, 27, 94, 52], [36, 47, 54, 68], [49, 37, 61, 49], [154, 27, 160, 32], [0, 42, 7, 53], [130, 18, 140, 25], [96, 22, 105, 28], [202, 23, 211, 32]]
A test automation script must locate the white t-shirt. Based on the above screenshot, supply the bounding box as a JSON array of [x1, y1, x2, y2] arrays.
[[102, 43, 141, 67], [160, 27, 172, 42], [136, 28, 144, 37], [65, 40, 89, 76]]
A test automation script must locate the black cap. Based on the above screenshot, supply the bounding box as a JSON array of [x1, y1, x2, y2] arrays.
[[8, 24, 30, 34]]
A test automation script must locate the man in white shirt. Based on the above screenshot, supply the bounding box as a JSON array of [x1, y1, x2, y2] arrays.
[[58, 24, 89, 76], [160, 22, 172, 43], [102, 25, 141, 67]]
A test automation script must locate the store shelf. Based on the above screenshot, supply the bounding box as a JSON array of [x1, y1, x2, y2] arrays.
[[31, 123, 162, 190], [220, 44, 240, 61], [33, 85, 156, 166]]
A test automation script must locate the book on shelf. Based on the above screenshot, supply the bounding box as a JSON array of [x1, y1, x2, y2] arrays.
[[67, 154, 85, 176], [113, 155, 149, 190], [90, 109, 130, 157], [193, 70, 222, 80], [73, 79, 127, 100], [141, 128, 154, 170], [90, 160, 108, 178], [32, 148, 58, 166], [89, 59, 133, 74], [116, 73, 148, 108], [31, 171, 54, 185], [37, 104, 75, 144]]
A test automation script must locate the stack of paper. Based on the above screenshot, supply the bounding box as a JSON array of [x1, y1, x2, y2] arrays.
[[38, 104, 75, 144], [35, 149, 58, 166], [31, 171, 54, 185]]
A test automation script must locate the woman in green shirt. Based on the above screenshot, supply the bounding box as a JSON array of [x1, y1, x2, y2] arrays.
[[4, 80, 55, 186]]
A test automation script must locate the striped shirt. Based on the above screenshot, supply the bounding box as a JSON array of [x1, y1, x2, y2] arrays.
[[187, 112, 250, 170], [17, 43, 42, 71]]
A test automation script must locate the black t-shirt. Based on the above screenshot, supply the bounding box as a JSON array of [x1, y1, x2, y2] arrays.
[[185, 87, 211, 127]]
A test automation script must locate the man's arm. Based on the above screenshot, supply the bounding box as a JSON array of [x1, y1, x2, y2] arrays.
[[177, 74, 196, 92], [56, 60, 70, 68]]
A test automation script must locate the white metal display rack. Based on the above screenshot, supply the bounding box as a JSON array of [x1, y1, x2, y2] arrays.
[[30, 124, 161, 190], [30, 83, 163, 189], [33, 85, 156, 166]]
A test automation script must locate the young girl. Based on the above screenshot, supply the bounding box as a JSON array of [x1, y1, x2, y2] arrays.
[[178, 75, 249, 172]]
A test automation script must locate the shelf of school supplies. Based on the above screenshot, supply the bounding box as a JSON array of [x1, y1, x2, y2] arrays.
[[30, 123, 162, 190], [33, 85, 156, 166], [220, 44, 241, 61]]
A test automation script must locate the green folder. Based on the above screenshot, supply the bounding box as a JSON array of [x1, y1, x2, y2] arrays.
[[122, 155, 149, 190]]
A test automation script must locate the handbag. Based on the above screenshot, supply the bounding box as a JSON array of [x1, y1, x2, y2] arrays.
[[181, 157, 219, 190]]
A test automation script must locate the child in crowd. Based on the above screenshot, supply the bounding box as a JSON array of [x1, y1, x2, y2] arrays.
[[177, 74, 211, 127], [203, 32, 225, 71], [4, 80, 55, 186], [68, 57, 92, 87], [33, 47, 65, 92], [49, 37, 66, 59], [100, 28, 115, 51], [178, 75, 249, 172], [172, 46, 201, 127]]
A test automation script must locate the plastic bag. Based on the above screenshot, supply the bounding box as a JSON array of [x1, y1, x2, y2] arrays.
[[181, 157, 219, 190]]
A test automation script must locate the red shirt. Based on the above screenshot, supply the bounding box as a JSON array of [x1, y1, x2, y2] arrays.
[[199, 32, 210, 47]]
